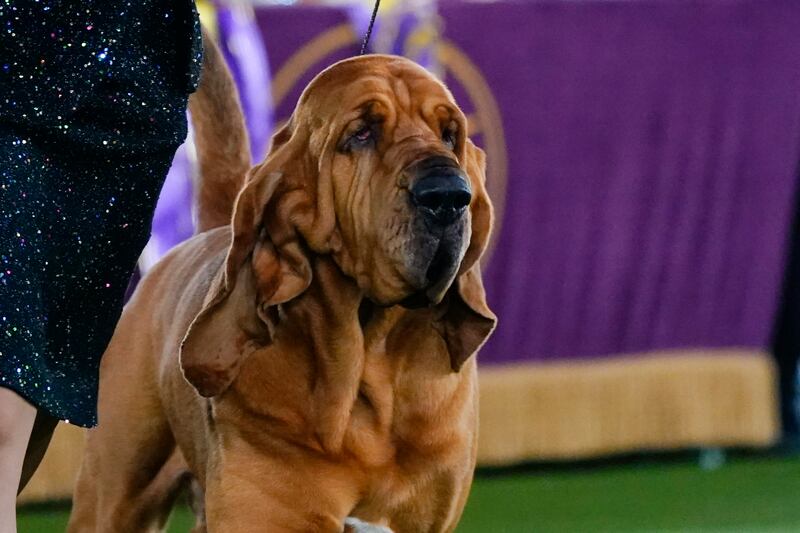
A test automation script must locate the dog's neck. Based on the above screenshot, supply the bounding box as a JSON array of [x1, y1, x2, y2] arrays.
[[268, 255, 447, 455], [277, 256, 373, 453]]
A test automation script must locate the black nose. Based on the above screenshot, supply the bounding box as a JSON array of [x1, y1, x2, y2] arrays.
[[411, 172, 472, 226]]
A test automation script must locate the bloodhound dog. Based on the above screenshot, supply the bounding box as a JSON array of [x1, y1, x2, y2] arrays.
[[68, 33, 496, 533]]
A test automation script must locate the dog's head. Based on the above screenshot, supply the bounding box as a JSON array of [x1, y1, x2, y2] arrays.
[[181, 55, 496, 397]]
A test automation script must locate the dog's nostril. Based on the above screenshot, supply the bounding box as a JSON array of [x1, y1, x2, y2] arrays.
[[411, 174, 472, 215], [415, 187, 471, 211]]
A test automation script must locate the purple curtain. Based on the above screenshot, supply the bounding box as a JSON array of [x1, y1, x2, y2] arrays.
[[146, 1, 800, 370], [436, 0, 800, 363]]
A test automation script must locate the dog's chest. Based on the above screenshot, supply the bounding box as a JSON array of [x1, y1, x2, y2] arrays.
[[231, 311, 477, 479], [345, 354, 477, 469], [342, 357, 477, 523]]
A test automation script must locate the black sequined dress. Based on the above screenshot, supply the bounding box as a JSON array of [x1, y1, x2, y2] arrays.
[[0, 1, 202, 427]]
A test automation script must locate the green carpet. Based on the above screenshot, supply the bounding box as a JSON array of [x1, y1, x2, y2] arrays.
[[18, 455, 800, 532]]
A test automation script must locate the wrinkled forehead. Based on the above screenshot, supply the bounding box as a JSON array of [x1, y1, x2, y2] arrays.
[[296, 55, 457, 120]]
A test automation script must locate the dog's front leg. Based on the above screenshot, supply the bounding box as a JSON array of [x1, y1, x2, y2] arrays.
[[204, 438, 362, 533]]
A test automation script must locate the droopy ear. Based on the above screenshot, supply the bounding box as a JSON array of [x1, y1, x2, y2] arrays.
[[437, 140, 497, 371], [437, 264, 497, 371], [180, 127, 314, 397], [460, 140, 492, 273]]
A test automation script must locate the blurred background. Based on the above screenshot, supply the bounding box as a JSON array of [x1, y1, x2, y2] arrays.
[[17, 0, 800, 531]]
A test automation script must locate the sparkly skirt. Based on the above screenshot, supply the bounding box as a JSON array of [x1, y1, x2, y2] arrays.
[[0, 1, 202, 427]]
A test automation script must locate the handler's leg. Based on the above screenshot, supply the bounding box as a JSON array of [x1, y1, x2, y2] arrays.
[[18, 411, 59, 493], [0, 387, 37, 533]]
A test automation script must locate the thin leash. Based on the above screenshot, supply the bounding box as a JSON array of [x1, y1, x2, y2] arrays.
[[360, 0, 381, 55]]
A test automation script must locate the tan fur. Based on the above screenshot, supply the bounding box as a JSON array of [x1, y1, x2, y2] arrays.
[[68, 48, 495, 533], [189, 28, 251, 233]]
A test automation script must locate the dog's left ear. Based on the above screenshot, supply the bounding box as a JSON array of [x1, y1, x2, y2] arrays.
[[179, 164, 313, 397], [179, 120, 317, 397], [437, 140, 497, 371]]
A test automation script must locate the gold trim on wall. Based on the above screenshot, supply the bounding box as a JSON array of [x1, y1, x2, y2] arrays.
[[478, 349, 779, 466], [19, 349, 779, 503]]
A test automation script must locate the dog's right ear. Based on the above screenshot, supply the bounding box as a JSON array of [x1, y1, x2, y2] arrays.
[[180, 123, 314, 397], [434, 140, 497, 371]]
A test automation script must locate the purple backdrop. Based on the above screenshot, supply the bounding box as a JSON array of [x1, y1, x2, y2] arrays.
[[217, 1, 800, 366], [254, 5, 360, 124]]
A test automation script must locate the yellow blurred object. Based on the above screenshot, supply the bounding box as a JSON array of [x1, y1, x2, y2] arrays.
[[366, 0, 398, 10], [196, 0, 217, 39]]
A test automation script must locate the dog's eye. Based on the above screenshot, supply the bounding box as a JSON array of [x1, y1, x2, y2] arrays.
[[354, 127, 372, 142], [442, 127, 457, 150], [348, 125, 375, 149]]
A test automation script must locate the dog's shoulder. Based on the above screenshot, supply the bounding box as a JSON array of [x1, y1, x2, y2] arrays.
[[124, 227, 231, 330]]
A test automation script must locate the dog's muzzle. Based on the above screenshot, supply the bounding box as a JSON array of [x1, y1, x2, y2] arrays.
[[399, 156, 472, 308]]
